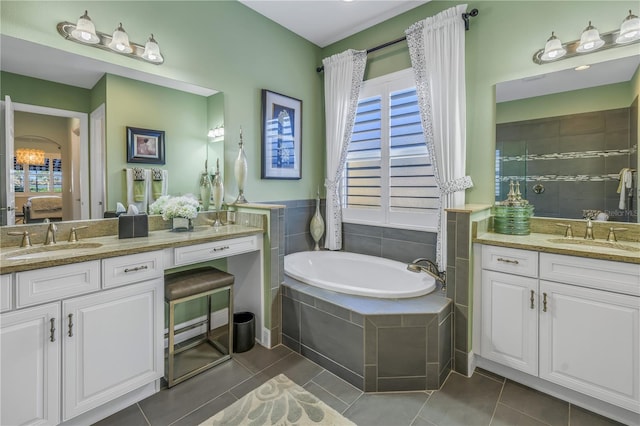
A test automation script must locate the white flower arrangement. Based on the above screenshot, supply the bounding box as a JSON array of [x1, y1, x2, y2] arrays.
[[149, 195, 171, 215], [150, 195, 199, 220]]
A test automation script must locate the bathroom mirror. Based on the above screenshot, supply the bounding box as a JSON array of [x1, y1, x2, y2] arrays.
[[495, 55, 639, 223], [1, 35, 223, 227]]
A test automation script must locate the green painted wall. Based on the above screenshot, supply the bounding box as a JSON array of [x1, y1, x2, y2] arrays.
[[2, 1, 638, 206], [496, 81, 631, 124], [1, 0, 324, 203], [1, 71, 90, 112], [322, 0, 640, 205], [104, 74, 209, 209], [90, 75, 106, 112]]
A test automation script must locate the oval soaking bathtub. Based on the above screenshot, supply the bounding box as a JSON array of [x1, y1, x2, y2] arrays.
[[284, 251, 436, 298]]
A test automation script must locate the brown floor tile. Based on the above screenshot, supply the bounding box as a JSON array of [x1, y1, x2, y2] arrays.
[[93, 404, 149, 426], [499, 380, 568, 426], [343, 392, 430, 426], [419, 372, 503, 426], [491, 403, 549, 426]]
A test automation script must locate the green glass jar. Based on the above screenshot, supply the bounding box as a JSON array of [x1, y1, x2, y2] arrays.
[[492, 204, 535, 235]]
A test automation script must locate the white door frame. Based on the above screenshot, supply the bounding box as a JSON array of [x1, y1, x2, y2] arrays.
[[1, 96, 15, 225], [90, 104, 106, 219], [13, 102, 90, 220]]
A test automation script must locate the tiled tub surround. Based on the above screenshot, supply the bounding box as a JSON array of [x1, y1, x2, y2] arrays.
[[274, 198, 438, 263], [282, 277, 452, 393], [496, 106, 637, 222]]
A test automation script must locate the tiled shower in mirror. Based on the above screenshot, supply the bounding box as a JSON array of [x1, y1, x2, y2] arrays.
[[496, 101, 638, 222]]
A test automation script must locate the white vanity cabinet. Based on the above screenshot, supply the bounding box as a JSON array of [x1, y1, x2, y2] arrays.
[[476, 244, 640, 415], [62, 278, 163, 420], [1, 252, 164, 426], [481, 269, 539, 375], [1, 302, 60, 426]]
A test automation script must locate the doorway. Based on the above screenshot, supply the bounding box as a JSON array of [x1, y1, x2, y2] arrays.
[[11, 102, 90, 223]]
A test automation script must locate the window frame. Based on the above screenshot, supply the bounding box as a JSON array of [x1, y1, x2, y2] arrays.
[[341, 68, 439, 232]]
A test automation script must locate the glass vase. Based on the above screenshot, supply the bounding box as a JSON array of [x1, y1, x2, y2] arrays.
[[172, 217, 193, 232]]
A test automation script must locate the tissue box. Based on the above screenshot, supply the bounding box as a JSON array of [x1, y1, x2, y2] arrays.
[[118, 214, 149, 239]]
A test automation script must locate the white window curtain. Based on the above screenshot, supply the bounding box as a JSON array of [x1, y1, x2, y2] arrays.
[[322, 49, 367, 250], [405, 4, 473, 269]]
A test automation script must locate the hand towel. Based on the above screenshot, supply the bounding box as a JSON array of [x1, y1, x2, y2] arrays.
[[148, 169, 168, 204], [617, 168, 632, 210], [126, 168, 149, 213], [132, 168, 146, 202], [151, 168, 164, 200]]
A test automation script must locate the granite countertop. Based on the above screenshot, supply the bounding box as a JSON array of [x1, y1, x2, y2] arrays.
[[0, 224, 264, 274], [474, 231, 640, 264]]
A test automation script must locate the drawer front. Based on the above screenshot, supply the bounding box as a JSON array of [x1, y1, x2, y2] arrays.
[[102, 250, 164, 289], [540, 253, 640, 296], [1, 274, 12, 312], [481, 245, 539, 278], [173, 235, 258, 266], [16, 261, 100, 308]]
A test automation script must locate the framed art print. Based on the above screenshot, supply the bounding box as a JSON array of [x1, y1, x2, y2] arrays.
[[261, 89, 302, 179], [127, 127, 165, 164]]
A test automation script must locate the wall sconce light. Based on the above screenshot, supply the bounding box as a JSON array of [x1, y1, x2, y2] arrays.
[[533, 10, 640, 64], [15, 148, 46, 166], [207, 126, 225, 139], [57, 10, 164, 65]]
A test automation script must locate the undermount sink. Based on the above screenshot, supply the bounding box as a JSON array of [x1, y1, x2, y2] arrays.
[[2, 242, 103, 261], [547, 238, 640, 253]]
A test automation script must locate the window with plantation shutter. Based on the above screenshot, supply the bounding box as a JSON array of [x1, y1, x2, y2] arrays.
[[14, 153, 63, 194], [342, 69, 439, 230]]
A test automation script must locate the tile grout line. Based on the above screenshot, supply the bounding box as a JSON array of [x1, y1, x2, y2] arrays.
[[488, 379, 506, 425], [308, 374, 363, 410], [409, 391, 433, 426], [136, 402, 152, 426]]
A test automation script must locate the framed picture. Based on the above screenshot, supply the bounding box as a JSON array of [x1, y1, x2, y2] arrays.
[[126, 127, 165, 164], [261, 89, 302, 179]]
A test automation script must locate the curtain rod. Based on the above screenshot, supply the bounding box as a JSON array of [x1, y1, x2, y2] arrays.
[[316, 8, 478, 73]]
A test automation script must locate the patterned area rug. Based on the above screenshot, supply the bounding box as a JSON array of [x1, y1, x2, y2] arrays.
[[199, 374, 356, 425]]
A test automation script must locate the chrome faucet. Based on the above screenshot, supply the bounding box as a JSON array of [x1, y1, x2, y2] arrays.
[[583, 219, 594, 240], [407, 258, 446, 290], [44, 222, 58, 245]]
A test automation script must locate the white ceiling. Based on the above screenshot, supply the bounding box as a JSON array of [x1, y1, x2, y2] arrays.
[[238, 0, 430, 47], [0, 35, 218, 96], [496, 55, 640, 103]]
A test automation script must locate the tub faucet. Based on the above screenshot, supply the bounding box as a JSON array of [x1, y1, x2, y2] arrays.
[[407, 258, 446, 290]]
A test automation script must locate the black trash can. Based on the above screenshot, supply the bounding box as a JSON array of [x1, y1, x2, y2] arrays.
[[233, 312, 255, 353]]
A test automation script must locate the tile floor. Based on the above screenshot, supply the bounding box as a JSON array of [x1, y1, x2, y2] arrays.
[[96, 344, 624, 426]]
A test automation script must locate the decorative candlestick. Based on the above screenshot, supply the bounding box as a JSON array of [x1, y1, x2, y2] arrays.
[[212, 158, 224, 227], [309, 187, 325, 251], [199, 159, 212, 211], [234, 127, 248, 204]]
